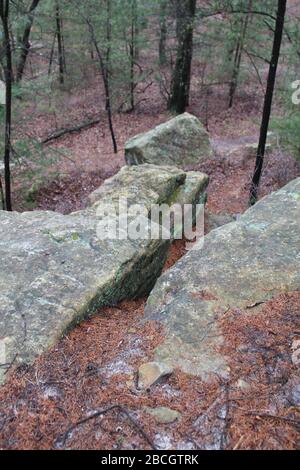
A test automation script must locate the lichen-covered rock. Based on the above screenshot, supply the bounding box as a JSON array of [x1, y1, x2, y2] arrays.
[[0, 164, 208, 385], [125, 113, 213, 168], [144, 178, 300, 381], [88, 164, 187, 209]]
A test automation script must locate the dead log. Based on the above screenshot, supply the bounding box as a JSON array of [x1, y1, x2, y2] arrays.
[[41, 118, 101, 144]]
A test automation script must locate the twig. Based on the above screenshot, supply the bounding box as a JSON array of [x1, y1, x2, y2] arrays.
[[246, 301, 266, 310], [243, 49, 264, 91], [246, 412, 300, 428], [60, 404, 156, 449], [1, 352, 19, 377], [220, 381, 231, 450], [232, 435, 246, 450]]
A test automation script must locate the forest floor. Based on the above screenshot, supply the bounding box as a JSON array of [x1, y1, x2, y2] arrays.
[[1, 62, 300, 450], [0, 284, 299, 450], [12, 57, 300, 215]]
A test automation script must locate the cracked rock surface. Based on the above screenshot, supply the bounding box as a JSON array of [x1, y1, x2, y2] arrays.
[[144, 178, 300, 380], [0, 164, 208, 385]]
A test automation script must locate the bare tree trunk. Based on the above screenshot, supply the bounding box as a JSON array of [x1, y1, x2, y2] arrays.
[[249, 0, 287, 205], [86, 19, 117, 154], [0, 174, 5, 209], [129, 0, 138, 111], [105, 0, 111, 111], [168, 0, 196, 114], [16, 0, 41, 82], [0, 0, 13, 211], [159, 0, 167, 66], [48, 30, 56, 76], [56, 1, 66, 85], [228, 0, 252, 108]]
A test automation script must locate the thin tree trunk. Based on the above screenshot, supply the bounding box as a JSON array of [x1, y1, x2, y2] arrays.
[[56, 1, 65, 85], [168, 0, 196, 114], [0, 0, 13, 211], [159, 0, 167, 66], [132, 0, 139, 61], [90, 39, 94, 60], [86, 19, 117, 154], [228, 0, 252, 108], [105, 0, 111, 111], [61, 19, 67, 72], [16, 0, 41, 82], [249, 0, 287, 205], [129, 0, 137, 111], [48, 31, 57, 76], [0, 174, 5, 210]]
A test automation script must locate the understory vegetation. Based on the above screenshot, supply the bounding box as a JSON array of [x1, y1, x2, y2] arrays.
[[0, 0, 299, 211]]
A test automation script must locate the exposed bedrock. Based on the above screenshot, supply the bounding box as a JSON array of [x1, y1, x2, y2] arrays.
[[0, 164, 208, 384], [144, 178, 300, 380]]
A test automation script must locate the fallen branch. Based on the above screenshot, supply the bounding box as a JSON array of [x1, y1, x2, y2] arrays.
[[246, 301, 267, 310], [60, 404, 156, 450], [41, 118, 101, 144]]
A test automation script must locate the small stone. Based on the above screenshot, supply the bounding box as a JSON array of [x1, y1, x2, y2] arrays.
[[138, 361, 173, 389], [290, 384, 300, 405], [291, 339, 300, 366], [292, 350, 300, 366], [145, 407, 181, 424], [292, 339, 300, 351], [128, 328, 137, 334], [235, 379, 250, 390]]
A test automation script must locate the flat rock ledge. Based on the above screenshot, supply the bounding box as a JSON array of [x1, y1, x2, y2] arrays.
[[0, 164, 208, 385], [144, 178, 300, 381], [125, 112, 213, 168]]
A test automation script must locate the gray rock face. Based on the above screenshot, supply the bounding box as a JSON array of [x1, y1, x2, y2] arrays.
[[0, 164, 208, 385], [206, 212, 236, 233], [125, 113, 213, 168], [145, 178, 300, 381]]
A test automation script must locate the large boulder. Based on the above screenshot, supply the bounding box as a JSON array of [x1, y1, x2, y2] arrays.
[[0, 164, 208, 385], [125, 113, 213, 168], [144, 178, 300, 381]]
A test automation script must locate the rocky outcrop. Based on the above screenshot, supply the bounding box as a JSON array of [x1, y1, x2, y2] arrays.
[[125, 113, 213, 168], [0, 164, 208, 385], [206, 212, 236, 233], [144, 178, 300, 381]]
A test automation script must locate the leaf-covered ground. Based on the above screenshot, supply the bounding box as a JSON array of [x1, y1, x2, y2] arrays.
[[0, 286, 299, 450]]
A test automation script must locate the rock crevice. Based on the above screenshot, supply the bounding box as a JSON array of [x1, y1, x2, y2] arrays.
[[0, 164, 208, 384], [144, 178, 300, 380]]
